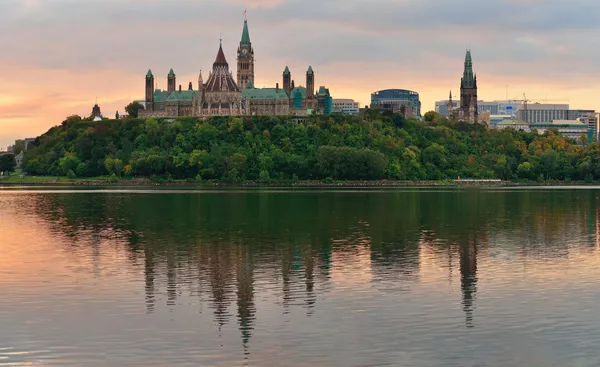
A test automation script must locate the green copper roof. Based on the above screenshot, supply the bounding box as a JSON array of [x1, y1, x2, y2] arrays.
[[462, 50, 475, 89], [307, 66, 314, 75], [318, 86, 328, 96], [146, 69, 153, 77], [242, 87, 289, 100], [290, 86, 306, 99], [240, 20, 251, 46], [153, 89, 170, 103], [283, 66, 290, 75], [166, 90, 198, 102], [168, 68, 175, 77]]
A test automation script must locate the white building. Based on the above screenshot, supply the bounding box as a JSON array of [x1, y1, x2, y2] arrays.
[[332, 99, 359, 115], [516, 103, 570, 123]]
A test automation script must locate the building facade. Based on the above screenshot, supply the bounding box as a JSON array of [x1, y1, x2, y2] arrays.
[[436, 100, 520, 120], [516, 103, 570, 124], [371, 89, 421, 117], [332, 99, 360, 115], [459, 50, 478, 123], [139, 18, 331, 118]]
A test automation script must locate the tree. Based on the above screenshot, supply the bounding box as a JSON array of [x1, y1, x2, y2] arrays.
[[59, 153, 81, 176], [125, 101, 145, 118], [0, 154, 16, 176]]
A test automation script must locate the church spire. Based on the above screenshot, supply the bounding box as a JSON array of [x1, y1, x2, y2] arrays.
[[240, 19, 251, 47], [462, 50, 475, 89], [214, 42, 228, 67]]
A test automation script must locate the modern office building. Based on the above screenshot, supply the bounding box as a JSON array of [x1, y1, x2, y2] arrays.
[[517, 103, 570, 124], [332, 99, 360, 115], [371, 89, 421, 117], [436, 100, 520, 118]]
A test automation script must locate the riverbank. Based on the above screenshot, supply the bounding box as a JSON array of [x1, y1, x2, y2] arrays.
[[0, 176, 596, 187]]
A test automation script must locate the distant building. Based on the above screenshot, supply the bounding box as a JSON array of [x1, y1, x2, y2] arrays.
[[585, 113, 599, 142], [458, 50, 478, 123], [242, 82, 290, 116], [531, 120, 588, 140], [495, 119, 530, 132], [489, 115, 514, 128], [517, 103, 570, 123], [436, 100, 520, 119], [371, 89, 421, 117], [139, 18, 331, 118], [15, 151, 24, 168], [91, 103, 103, 121], [332, 99, 359, 115]]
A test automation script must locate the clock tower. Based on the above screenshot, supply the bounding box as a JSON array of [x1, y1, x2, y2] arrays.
[[237, 18, 254, 90]]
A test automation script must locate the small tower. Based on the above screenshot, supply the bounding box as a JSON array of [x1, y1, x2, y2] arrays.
[[237, 17, 254, 90], [188, 82, 193, 91], [447, 90, 454, 117], [198, 70, 204, 92], [145, 69, 154, 111], [283, 66, 291, 95], [306, 66, 314, 98], [167, 69, 176, 94]]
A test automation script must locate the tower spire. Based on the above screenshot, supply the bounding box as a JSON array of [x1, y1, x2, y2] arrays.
[[240, 18, 251, 46]]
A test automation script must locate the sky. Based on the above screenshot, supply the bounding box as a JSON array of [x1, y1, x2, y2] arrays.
[[1, 0, 600, 148]]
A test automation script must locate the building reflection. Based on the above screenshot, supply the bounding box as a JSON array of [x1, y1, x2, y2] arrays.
[[23, 188, 600, 358], [459, 239, 478, 328]]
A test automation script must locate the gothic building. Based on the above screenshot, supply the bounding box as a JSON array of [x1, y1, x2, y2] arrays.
[[459, 50, 478, 123], [237, 19, 254, 90], [139, 17, 331, 118]]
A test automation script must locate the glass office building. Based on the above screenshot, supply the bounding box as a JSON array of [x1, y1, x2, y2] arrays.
[[371, 89, 421, 117]]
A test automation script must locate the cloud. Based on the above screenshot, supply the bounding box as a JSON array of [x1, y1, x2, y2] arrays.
[[1, 0, 600, 147]]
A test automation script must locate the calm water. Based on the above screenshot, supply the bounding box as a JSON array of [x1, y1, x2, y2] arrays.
[[2, 187, 600, 367]]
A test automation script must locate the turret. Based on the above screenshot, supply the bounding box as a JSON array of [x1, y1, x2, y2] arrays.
[[145, 69, 154, 111], [198, 70, 204, 91], [283, 66, 291, 95], [306, 66, 314, 98], [168, 68, 176, 94]]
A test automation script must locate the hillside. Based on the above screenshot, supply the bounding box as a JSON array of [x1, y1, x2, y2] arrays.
[[20, 112, 599, 182]]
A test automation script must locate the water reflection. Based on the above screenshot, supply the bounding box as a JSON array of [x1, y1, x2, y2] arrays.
[[2, 189, 600, 366]]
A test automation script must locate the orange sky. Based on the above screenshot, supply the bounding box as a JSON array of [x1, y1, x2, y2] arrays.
[[2, 0, 600, 148]]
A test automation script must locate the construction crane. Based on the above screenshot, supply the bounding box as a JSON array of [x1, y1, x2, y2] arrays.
[[508, 94, 569, 124]]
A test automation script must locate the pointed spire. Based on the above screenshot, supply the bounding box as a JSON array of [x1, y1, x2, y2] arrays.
[[240, 19, 251, 46], [146, 69, 153, 77], [198, 70, 203, 82], [307, 65, 314, 75], [214, 43, 228, 66], [449, 90, 452, 100], [462, 49, 475, 89], [168, 68, 175, 77], [283, 66, 290, 75]]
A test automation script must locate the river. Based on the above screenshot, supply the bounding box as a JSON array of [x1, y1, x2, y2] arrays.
[[1, 187, 600, 366]]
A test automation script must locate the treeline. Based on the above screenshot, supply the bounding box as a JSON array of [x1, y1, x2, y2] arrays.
[[20, 111, 600, 182]]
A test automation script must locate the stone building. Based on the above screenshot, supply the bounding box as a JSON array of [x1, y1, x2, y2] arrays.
[[198, 43, 243, 116], [242, 82, 290, 116], [139, 17, 331, 118], [459, 50, 478, 123]]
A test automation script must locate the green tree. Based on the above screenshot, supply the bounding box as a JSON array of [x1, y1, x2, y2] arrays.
[[125, 101, 145, 118], [59, 153, 81, 176], [0, 154, 16, 176]]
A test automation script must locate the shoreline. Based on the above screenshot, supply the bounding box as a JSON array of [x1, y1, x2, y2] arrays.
[[1, 178, 598, 188]]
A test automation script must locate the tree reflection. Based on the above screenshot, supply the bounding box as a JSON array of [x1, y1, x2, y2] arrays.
[[24, 187, 600, 354]]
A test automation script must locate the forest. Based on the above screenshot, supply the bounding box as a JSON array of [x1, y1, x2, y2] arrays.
[[18, 111, 600, 182]]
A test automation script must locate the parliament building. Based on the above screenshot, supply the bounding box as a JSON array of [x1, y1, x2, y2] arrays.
[[140, 18, 332, 118]]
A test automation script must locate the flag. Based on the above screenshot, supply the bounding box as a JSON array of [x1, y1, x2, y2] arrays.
[[243, 10, 246, 15]]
